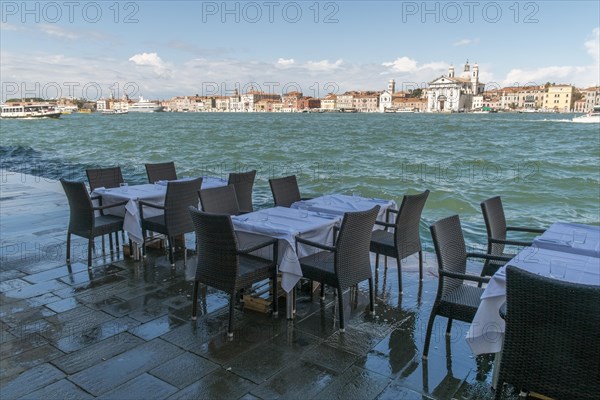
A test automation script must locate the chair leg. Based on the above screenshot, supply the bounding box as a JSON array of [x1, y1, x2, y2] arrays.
[[87, 237, 94, 268], [368, 278, 375, 315], [337, 286, 345, 332], [272, 274, 278, 317], [101, 235, 105, 254], [320, 282, 325, 300], [66, 232, 71, 263], [375, 253, 379, 270], [446, 319, 453, 336], [419, 251, 424, 281], [108, 233, 114, 257], [115, 232, 120, 258], [141, 229, 147, 258], [397, 257, 403, 295], [191, 280, 199, 320], [228, 292, 235, 338], [422, 309, 437, 359], [167, 236, 174, 266]]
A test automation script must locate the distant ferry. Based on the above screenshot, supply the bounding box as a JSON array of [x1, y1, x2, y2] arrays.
[[572, 105, 600, 124], [101, 109, 128, 115], [1, 103, 61, 119], [129, 96, 163, 112]]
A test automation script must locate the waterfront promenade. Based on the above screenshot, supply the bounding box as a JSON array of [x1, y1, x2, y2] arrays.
[[0, 171, 516, 399]]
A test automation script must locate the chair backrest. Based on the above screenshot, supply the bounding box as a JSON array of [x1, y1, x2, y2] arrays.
[[335, 206, 380, 288], [200, 185, 240, 215], [163, 178, 202, 235], [145, 162, 177, 183], [480, 196, 508, 257], [269, 175, 301, 207], [394, 189, 430, 258], [189, 207, 240, 293], [60, 179, 94, 233], [228, 170, 256, 212], [86, 167, 124, 192], [501, 266, 600, 399], [429, 215, 468, 297]]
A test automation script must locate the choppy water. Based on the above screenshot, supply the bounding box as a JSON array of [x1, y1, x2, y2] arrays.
[[2, 112, 598, 245]]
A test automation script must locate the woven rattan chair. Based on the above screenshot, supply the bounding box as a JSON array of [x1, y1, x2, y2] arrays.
[[495, 266, 600, 400], [60, 179, 127, 268], [296, 206, 380, 332], [422, 215, 511, 359], [199, 185, 241, 215], [370, 189, 429, 294], [189, 207, 278, 337], [480, 196, 545, 278], [228, 170, 256, 213], [145, 161, 177, 183], [86, 167, 124, 192], [139, 178, 201, 266], [269, 175, 311, 207]]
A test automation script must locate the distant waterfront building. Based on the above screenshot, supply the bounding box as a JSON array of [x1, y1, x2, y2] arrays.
[[580, 86, 600, 112], [353, 92, 379, 112], [392, 97, 427, 112], [336, 92, 355, 111], [426, 61, 484, 112], [321, 94, 337, 111], [543, 85, 575, 112]]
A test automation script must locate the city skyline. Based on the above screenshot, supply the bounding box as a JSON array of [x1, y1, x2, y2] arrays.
[[1, 1, 599, 101]]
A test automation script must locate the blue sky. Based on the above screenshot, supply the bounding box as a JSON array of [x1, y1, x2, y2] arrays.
[[1, 1, 599, 100]]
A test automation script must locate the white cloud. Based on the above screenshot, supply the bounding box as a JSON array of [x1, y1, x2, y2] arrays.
[[277, 58, 295, 67], [584, 27, 599, 62], [304, 59, 343, 72], [38, 24, 79, 40], [129, 52, 171, 77], [0, 22, 21, 31], [382, 57, 418, 73], [453, 38, 479, 46]]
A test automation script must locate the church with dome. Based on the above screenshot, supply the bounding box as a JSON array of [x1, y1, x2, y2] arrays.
[[426, 61, 485, 112]]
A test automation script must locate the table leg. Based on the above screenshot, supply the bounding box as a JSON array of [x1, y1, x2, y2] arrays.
[[491, 351, 502, 390]]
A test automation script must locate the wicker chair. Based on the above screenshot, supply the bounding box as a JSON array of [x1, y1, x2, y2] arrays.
[[269, 175, 311, 207], [495, 266, 600, 400], [296, 206, 380, 332], [189, 207, 278, 337], [86, 167, 124, 192], [145, 161, 177, 183], [60, 179, 127, 267], [139, 178, 201, 266], [199, 185, 241, 215], [370, 189, 429, 294], [480, 196, 545, 278], [423, 215, 511, 359], [228, 170, 256, 213]]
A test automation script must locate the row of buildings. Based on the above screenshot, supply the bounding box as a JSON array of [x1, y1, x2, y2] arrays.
[[94, 61, 600, 113]]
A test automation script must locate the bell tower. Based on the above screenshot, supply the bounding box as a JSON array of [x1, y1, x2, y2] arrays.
[[388, 79, 396, 94]]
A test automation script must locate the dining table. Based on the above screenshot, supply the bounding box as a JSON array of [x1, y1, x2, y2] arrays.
[[466, 222, 600, 387], [231, 206, 342, 319], [92, 177, 227, 246]]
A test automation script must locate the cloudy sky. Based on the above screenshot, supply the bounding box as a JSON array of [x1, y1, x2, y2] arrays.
[[1, 1, 598, 101]]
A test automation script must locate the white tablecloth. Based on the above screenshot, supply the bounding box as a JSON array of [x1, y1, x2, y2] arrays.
[[533, 222, 600, 258], [93, 177, 227, 243], [291, 194, 396, 226], [467, 246, 600, 355], [232, 206, 341, 294]]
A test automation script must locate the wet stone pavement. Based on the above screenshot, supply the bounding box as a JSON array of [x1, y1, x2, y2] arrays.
[[0, 173, 520, 399]]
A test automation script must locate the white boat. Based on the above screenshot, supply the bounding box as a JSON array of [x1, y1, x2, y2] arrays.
[[101, 108, 128, 115], [572, 106, 600, 124], [1, 103, 61, 119], [128, 96, 163, 112]]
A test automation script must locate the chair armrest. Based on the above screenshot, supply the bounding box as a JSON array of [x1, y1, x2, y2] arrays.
[[295, 235, 336, 252], [238, 210, 251, 215], [90, 195, 101, 202], [94, 200, 128, 211], [466, 252, 512, 262], [507, 225, 545, 234], [300, 197, 313, 201], [374, 220, 395, 229], [490, 238, 532, 247], [440, 269, 491, 284], [138, 200, 165, 210], [238, 237, 278, 254]]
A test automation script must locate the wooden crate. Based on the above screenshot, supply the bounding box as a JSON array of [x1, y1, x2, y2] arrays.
[[242, 295, 272, 313]]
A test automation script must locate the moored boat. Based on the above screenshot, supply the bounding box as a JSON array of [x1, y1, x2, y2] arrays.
[[1, 103, 61, 119], [129, 96, 163, 112]]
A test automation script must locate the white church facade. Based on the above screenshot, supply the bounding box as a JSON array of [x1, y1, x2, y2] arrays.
[[427, 61, 485, 112]]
